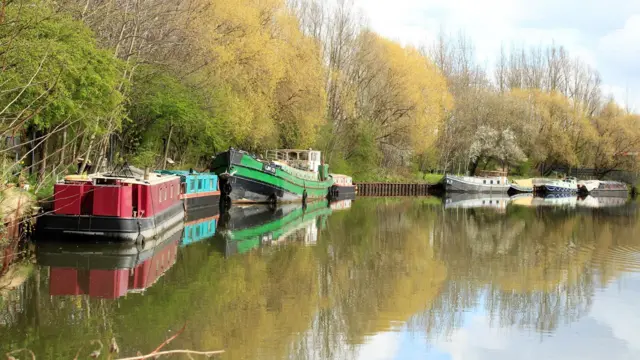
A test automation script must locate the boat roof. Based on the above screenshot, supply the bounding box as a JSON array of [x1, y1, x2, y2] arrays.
[[88, 172, 179, 185]]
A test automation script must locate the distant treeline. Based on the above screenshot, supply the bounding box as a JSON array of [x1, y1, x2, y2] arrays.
[[1, 0, 639, 190]]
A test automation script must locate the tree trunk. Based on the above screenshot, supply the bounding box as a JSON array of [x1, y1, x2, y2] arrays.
[[79, 134, 95, 174], [162, 123, 174, 170], [37, 133, 48, 182], [59, 129, 67, 169]]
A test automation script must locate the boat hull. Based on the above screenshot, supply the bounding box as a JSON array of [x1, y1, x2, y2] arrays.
[[444, 175, 509, 194], [212, 149, 334, 203], [508, 184, 533, 195], [539, 185, 577, 193], [35, 202, 185, 244], [182, 192, 221, 211], [329, 184, 356, 200]]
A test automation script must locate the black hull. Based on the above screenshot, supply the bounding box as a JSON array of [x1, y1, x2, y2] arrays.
[[221, 175, 301, 203], [329, 185, 356, 201], [34, 202, 185, 244], [184, 194, 220, 211]]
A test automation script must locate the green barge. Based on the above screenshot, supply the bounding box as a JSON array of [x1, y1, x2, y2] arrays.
[[211, 148, 334, 204]]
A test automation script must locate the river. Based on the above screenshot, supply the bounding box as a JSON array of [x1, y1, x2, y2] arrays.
[[1, 195, 639, 359]]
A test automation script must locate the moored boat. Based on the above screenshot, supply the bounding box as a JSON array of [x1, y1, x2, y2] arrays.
[[156, 170, 220, 210], [583, 181, 628, 197], [577, 179, 600, 194], [508, 179, 534, 194], [444, 171, 510, 194], [36, 166, 184, 243], [329, 174, 356, 200], [211, 148, 334, 204], [536, 177, 578, 193]]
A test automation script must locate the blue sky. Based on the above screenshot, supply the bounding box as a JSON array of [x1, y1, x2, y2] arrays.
[[354, 0, 640, 111], [348, 273, 640, 360]]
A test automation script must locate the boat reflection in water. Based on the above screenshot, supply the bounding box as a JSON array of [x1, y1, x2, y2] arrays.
[[530, 193, 578, 208], [444, 193, 513, 211], [577, 195, 630, 209], [217, 200, 335, 256], [36, 222, 183, 299], [181, 206, 220, 248]]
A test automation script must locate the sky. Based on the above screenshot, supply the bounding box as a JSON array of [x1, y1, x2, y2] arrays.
[[351, 272, 640, 360], [353, 0, 640, 112]]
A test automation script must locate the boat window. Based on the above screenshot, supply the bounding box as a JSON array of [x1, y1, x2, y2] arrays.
[[208, 221, 212, 232], [195, 227, 200, 237], [483, 180, 486, 184], [299, 152, 309, 161], [190, 179, 195, 192], [199, 179, 204, 190], [159, 189, 162, 203], [288, 152, 299, 160], [164, 188, 167, 201], [170, 185, 173, 198], [210, 179, 214, 190], [490, 180, 494, 184], [497, 180, 500, 184]]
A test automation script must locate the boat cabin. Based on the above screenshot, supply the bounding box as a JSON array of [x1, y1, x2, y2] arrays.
[[53, 170, 181, 218], [265, 149, 322, 173], [331, 174, 353, 186]]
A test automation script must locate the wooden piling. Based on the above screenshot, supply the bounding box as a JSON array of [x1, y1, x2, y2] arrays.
[[353, 182, 439, 196]]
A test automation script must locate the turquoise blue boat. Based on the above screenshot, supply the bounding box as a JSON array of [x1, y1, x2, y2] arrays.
[[155, 170, 221, 210]]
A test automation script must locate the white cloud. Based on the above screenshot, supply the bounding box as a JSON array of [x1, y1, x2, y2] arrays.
[[431, 275, 640, 360], [356, 331, 402, 360]]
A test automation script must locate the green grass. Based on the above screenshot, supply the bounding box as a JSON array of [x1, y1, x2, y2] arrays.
[[354, 171, 443, 184]]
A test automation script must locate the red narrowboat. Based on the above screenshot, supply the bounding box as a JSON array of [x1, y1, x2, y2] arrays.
[[36, 169, 184, 243]]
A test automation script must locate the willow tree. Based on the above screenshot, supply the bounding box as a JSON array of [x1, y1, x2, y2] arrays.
[[346, 32, 452, 170], [196, 0, 327, 152], [591, 101, 640, 177], [0, 0, 124, 181]]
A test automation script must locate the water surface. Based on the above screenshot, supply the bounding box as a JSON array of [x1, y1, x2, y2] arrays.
[[1, 196, 639, 359]]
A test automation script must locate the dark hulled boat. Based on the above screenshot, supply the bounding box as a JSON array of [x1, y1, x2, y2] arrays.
[[329, 174, 356, 200], [211, 148, 334, 204], [36, 167, 184, 244]]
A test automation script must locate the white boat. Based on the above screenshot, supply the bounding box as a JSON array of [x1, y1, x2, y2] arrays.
[[584, 181, 628, 197], [578, 180, 600, 194], [445, 171, 510, 194]]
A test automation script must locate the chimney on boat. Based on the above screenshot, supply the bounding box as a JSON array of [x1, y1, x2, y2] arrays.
[[144, 167, 150, 180]]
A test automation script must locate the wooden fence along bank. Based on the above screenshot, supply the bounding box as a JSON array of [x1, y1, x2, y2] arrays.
[[354, 183, 441, 197]]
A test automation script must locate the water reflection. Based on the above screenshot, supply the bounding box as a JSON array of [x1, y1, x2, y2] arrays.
[[217, 200, 333, 256], [36, 224, 183, 299], [0, 197, 639, 359]]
